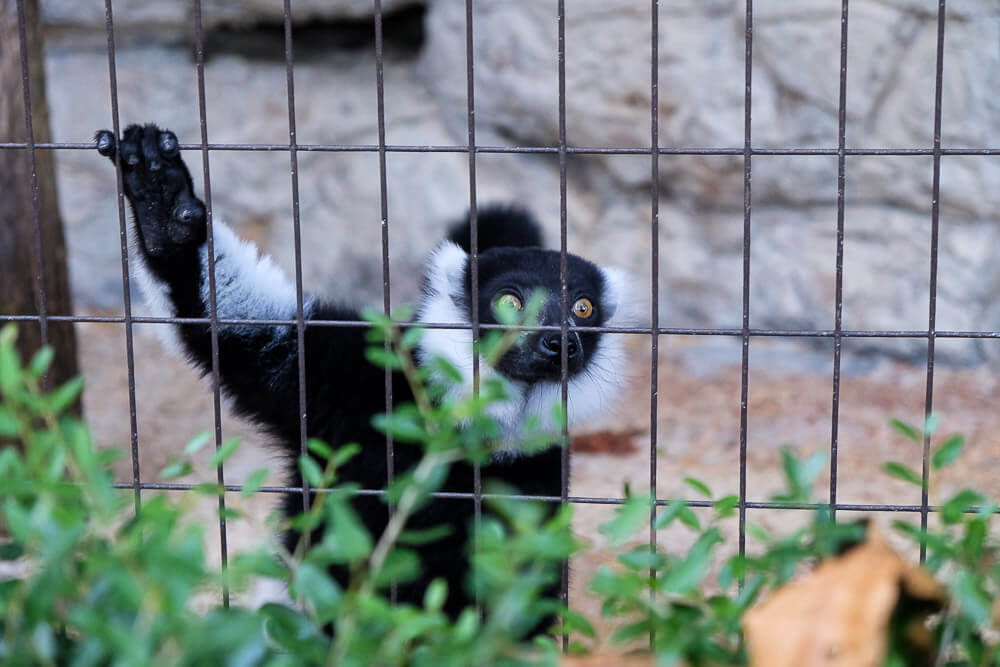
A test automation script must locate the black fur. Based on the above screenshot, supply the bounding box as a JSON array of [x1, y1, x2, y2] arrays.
[[95, 124, 618, 633], [446, 204, 544, 253]]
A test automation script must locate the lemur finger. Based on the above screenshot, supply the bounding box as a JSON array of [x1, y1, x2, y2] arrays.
[[95, 130, 116, 158], [140, 124, 163, 172], [158, 130, 179, 158], [120, 125, 143, 167]]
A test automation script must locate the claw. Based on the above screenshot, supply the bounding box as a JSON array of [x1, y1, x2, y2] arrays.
[[158, 131, 179, 158], [95, 130, 116, 157]]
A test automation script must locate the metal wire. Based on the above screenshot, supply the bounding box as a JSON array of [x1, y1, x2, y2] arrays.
[[190, 0, 230, 607], [13, 0, 49, 390], [101, 0, 142, 512], [4, 0, 981, 643], [829, 0, 850, 514], [920, 0, 948, 562], [738, 0, 754, 561]]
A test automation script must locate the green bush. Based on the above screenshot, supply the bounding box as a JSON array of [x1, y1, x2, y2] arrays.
[[0, 317, 574, 667], [2, 316, 998, 666]]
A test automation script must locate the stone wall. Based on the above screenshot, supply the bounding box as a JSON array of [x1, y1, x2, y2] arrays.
[[37, 0, 1000, 363]]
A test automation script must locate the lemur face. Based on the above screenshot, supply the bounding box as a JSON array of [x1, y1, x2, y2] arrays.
[[418, 239, 631, 440], [474, 247, 610, 384]]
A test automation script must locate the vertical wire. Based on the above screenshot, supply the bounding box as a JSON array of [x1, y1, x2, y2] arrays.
[[192, 0, 229, 607], [738, 0, 753, 560], [921, 0, 947, 562], [14, 0, 50, 389], [739, 0, 753, 556], [372, 0, 396, 604], [462, 0, 483, 611], [648, 0, 661, 634], [556, 0, 571, 649], [103, 0, 142, 511], [829, 0, 849, 514], [282, 0, 311, 515]]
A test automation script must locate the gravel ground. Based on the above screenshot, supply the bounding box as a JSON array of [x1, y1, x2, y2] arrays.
[[76, 322, 1000, 641]]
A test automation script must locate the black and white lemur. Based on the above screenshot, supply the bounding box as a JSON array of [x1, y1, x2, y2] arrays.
[[95, 124, 633, 627]]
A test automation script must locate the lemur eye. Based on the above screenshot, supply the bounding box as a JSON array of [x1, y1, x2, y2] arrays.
[[494, 293, 523, 314], [573, 298, 594, 319]]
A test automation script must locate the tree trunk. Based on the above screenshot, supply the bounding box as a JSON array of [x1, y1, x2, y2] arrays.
[[0, 0, 80, 404]]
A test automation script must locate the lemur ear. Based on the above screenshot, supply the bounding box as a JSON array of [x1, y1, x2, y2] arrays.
[[425, 241, 469, 303], [599, 266, 635, 326]]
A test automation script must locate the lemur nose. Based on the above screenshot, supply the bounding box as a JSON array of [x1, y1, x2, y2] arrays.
[[539, 333, 580, 359]]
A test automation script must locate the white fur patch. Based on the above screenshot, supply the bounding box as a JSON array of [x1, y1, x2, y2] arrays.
[[200, 223, 308, 326], [130, 236, 181, 352], [130, 221, 309, 354]]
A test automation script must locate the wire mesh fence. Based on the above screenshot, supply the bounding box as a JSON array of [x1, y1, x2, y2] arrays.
[[3, 0, 986, 629]]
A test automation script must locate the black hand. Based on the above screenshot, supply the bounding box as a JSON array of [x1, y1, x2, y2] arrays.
[[95, 124, 206, 258]]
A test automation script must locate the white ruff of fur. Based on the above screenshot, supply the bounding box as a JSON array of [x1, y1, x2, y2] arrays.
[[198, 222, 311, 326], [131, 221, 310, 356], [416, 241, 635, 456]]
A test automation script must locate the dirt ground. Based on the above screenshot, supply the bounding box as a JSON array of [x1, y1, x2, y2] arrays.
[[76, 321, 1000, 642]]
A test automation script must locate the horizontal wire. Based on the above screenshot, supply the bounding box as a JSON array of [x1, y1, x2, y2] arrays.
[[1, 141, 998, 156], [4, 313, 999, 340], [107, 481, 992, 515]]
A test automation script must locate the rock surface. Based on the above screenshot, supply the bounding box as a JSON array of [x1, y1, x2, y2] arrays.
[[39, 0, 1000, 362], [41, 0, 420, 34]]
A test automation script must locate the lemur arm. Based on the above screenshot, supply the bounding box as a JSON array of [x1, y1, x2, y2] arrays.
[[95, 124, 357, 438]]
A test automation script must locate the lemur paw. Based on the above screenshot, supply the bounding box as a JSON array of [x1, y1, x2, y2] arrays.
[[95, 124, 206, 257]]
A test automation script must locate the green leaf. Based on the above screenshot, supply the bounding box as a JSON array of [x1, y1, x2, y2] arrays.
[[398, 524, 453, 546], [371, 411, 426, 443], [423, 578, 447, 612], [0, 407, 18, 437], [923, 413, 940, 436], [219, 506, 242, 520], [161, 460, 194, 479], [617, 546, 666, 571], [599, 493, 650, 546], [430, 357, 464, 384], [932, 434, 964, 470], [559, 608, 596, 639], [0, 328, 22, 396], [28, 346, 54, 378], [881, 462, 923, 486], [940, 489, 983, 524], [192, 482, 225, 496], [683, 477, 712, 498], [47, 376, 84, 414], [185, 430, 213, 455], [240, 468, 270, 498], [209, 436, 242, 468], [952, 570, 991, 626], [292, 563, 341, 623], [654, 499, 700, 532], [364, 346, 403, 370], [889, 418, 921, 442], [714, 494, 740, 519], [892, 521, 953, 556], [306, 438, 332, 459], [373, 548, 421, 588], [401, 326, 424, 349], [299, 456, 324, 488], [317, 500, 372, 564], [662, 528, 723, 594], [551, 401, 567, 430]]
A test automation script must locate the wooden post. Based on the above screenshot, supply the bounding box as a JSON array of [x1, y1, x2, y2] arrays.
[[0, 0, 80, 404]]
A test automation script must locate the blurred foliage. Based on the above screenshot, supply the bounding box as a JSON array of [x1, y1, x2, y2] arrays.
[[1, 315, 997, 666]]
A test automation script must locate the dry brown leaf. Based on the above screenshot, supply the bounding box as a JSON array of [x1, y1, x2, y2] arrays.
[[572, 429, 642, 455], [743, 530, 943, 667]]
